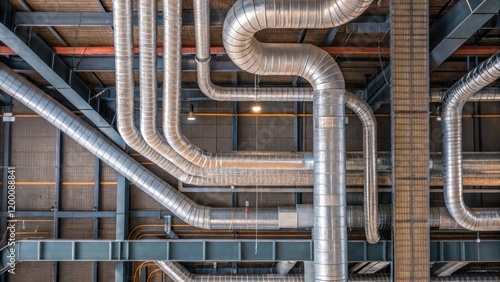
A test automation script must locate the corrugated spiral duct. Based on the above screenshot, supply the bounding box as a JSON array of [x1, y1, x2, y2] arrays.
[[221, 0, 373, 280], [441, 51, 500, 231]]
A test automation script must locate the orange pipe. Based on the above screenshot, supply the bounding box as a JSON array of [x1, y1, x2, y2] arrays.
[[0, 45, 497, 56]]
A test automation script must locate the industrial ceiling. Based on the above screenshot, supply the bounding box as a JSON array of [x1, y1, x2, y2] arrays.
[[0, 0, 499, 281]]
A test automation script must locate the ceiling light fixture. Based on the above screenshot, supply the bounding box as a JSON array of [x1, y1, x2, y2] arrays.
[[251, 102, 262, 113], [187, 103, 196, 121]]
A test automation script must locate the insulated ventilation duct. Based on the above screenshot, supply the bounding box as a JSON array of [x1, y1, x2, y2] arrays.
[[441, 51, 500, 231], [113, 0, 314, 186], [3, 65, 463, 235], [115, 0, 381, 244], [221, 0, 373, 280]]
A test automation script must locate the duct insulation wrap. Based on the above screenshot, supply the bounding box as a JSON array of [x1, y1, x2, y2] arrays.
[[441, 51, 500, 231]]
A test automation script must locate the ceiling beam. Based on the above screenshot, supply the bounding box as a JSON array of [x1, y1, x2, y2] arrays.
[[0, 2, 123, 146], [364, 0, 500, 106], [14, 12, 388, 27], [14, 11, 228, 27], [2, 45, 496, 58], [5, 239, 500, 262], [429, 0, 500, 70]]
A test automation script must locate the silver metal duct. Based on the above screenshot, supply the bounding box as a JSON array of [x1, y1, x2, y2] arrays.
[[0, 65, 436, 234], [113, 0, 203, 184], [155, 261, 304, 281], [441, 51, 500, 231], [0, 64, 492, 233], [345, 93, 379, 244], [0, 62, 318, 230], [276, 261, 298, 275], [221, 0, 372, 280], [197, 0, 371, 101], [430, 88, 500, 102], [159, 0, 313, 171], [313, 90, 347, 281], [194, 0, 312, 102], [114, 0, 314, 186], [433, 262, 470, 277]]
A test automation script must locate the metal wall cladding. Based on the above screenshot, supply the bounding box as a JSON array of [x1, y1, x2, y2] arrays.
[[58, 262, 94, 282], [11, 117, 56, 182], [15, 185, 54, 210], [237, 192, 295, 208], [60, 218, 94, 239], [185, 192, 232, 208], [98, 218, 117, 239], [7, 262, 53, 282], [61, 136, 95, 182], [98, 261, 117, 282]]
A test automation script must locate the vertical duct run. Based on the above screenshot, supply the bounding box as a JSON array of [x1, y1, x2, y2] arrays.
[[345, 93, 380, 244], [314, 90, 347, 281], [390, 0, 430, 280], [441, 51, 500, 230], [221, 0, 372, 280]]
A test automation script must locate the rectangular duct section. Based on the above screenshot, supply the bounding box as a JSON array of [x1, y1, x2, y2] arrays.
[[390, 0, 430, 280]]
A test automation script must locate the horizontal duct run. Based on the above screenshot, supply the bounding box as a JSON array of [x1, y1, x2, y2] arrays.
[[156, 261, 500, 282], [0, 63, 483, 234]]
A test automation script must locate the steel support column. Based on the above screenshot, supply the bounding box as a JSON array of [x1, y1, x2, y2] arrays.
[[52, 129, 62, 282], [93, 157, 100, 282], [115, 174, 130, 282]]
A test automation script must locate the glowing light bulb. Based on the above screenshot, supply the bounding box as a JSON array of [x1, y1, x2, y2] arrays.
[[251, 102, 262, 112]]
